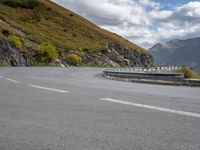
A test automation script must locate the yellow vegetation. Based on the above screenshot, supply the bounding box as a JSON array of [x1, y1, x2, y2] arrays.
[[177, 67, 200, 79]]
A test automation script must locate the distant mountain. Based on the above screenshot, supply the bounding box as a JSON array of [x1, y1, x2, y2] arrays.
[[0, 0, 153, 67], [149, 37, 200, 73]]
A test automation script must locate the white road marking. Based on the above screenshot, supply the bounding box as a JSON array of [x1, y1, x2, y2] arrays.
[[29, 84, 69, 93], [100, 98, 200, 118], [6, 78, 21, 83], [0, 75, 3, 78]]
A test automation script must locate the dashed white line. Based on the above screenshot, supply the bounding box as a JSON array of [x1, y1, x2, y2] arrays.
[[29, 84, 69, 93], [6, 78, 21, 83], [100, 98, 200, 118]]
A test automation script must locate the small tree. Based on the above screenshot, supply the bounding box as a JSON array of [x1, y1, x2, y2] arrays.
[[67, 54, 82, 66], [37, 42, 58, 63]]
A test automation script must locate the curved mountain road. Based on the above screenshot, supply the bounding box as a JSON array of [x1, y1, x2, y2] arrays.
[[0, 67, 200, 150]]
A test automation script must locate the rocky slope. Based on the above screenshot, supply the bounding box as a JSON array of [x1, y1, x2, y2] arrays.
[[0, 38, 32, 66], [0, 0, 153, 67], [150, 37, 200, 72], [66, 42, 153, 67]]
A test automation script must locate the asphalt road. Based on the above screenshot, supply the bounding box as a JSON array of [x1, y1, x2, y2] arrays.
[[0, 67, 200, 150]]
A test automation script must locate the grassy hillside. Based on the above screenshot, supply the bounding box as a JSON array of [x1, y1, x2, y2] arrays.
[[0, 0, 149, 55]]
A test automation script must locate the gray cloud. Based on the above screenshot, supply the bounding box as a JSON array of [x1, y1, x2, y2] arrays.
[[169, 2, 200, 25]]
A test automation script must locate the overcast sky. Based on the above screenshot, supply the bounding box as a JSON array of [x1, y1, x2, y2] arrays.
[[53, 0, 200, 49]]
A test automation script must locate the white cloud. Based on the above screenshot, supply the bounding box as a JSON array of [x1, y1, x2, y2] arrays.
[[55, 0, 151, 25], [169, 2, 200, 25], [53, 0, 200, 49], [139, 0, 160, 9], [149, 10, 172, 21]]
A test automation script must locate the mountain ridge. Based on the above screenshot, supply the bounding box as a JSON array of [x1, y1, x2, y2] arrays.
[[149, 37, 200, 72]]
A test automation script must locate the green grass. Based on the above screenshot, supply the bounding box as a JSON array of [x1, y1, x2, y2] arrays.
[[0, 0, 150, 56], [33, 62, 60, 67], [0, 64, 6, 67], [79, 64, 114, 68]]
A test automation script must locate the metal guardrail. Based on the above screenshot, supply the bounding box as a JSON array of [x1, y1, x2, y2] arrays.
[[102, 67, 200, 87], [104, 66, 179, 73], [103, 67, 184, 80]]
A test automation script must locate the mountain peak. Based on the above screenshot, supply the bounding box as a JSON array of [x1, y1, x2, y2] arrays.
[[150, 37, 200, 73], [149, 43, 162, 52], [167, 39, 180, 44]]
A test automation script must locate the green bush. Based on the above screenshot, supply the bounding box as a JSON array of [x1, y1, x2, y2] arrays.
[[8, 35, 23, 49], [37, 42, 58, 63], [177, 67, 200, 79], [2, 0, 39, 9], [67, 54, 82, 66]]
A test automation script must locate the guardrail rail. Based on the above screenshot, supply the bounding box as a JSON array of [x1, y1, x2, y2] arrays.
[[102, 67, 200, 87]]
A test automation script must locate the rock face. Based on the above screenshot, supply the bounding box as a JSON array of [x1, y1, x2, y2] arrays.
[[107, 42, 153, 67], [0, 39, 32, 66], [0, 38, 153, 68], [66, 42, 153, 68]]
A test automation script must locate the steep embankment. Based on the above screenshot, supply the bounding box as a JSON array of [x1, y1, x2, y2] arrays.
[[0, 0, 153, 67], [150, 38, 200, 73]]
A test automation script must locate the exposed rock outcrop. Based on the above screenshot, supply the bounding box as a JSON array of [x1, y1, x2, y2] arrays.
[[107, 42, 153, 68], [66, 42, 153, 68], [0, 39, 32, 66]]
